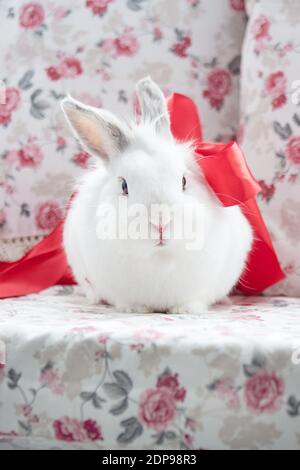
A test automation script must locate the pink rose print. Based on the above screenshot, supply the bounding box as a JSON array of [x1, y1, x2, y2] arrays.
[[22, 405, 33, 418], [203, 68, 232, 110], [19, 2, 45, 29], [286, 137, 300, 165], [1, 87, 21, 113], [100, 38, 117, 55], [139, 388, 177, 431], [114, 30, 140, 57], [153, 27, 163, 41], [264, 71, 287, 110], [57, 136, 66, 151], [275, 41, 294, 58], [0, 112, 11, 126], [272, 94, 287, 110], [157, 373, 186, 402], [252, 15, 270, 41], [46, 66, 61, 81], [266, 71, 285, 95], [0, 87, 21, 125], [17, 137, 43, 168], [185, 417, 197, 431], [73, 151, 90, 168], [252, 15, 271, 53], [230, 0, 245, 12], [4, 182, 16, 195], [83, 419, 103, 441], [171, 36, 192, 58], [47, 4, 68, 20], [40, 368, 65, 395], [214, 378, 240, 410], [54, 418, 81, 442], [258, 180, 276, 202], [77, 93, 102, 108], [0, 209, 6, 228], [284, 263, 296, 275], [35, 201, 63, 231], [86, 0, 113, 16], [71, 326, 98, 333], [53, 417, 103, 442], [16, 404, 39, 424], [46, 57, 83, 81], [184, 433, 194, 446], [58, 57, 83, 79], [288, 174, 298, 183], [245, 371, 284, 413]]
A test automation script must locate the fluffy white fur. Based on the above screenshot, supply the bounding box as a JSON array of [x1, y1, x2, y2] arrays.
[[61, 78, 253, 313]]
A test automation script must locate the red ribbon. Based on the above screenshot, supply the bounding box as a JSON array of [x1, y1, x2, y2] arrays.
[[0, 93, 284, 298]]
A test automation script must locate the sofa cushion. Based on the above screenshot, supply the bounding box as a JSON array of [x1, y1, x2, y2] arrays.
[[240, 0, 300, 296], [1, 285, 300, 450], [0, 0, 246, 257]]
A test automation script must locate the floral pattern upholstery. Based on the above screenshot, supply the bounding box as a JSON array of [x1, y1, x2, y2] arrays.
[[0, 0, 246, 247], [240, 0, 300, 296], [1, 286, 300, 450], [1, 0, 300, 452]]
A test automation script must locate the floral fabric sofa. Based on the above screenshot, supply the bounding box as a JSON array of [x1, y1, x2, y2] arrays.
[[0, 0, 300, 450], [1, 287, 300, 450]]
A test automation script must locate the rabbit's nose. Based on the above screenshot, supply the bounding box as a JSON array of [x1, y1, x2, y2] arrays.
[[151, 222, 169, 236]]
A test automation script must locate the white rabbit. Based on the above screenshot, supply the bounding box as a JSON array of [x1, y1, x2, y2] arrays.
[[61, 77, 253, 314]]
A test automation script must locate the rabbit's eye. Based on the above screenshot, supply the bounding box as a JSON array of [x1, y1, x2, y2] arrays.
[[182, 176, 187, 191], [121, 178, 128, 195]]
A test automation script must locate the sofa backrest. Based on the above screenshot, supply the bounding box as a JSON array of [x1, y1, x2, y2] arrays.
[[0, 0, 246, 258]]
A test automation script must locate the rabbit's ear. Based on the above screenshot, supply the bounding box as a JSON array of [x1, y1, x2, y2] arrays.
[[136, 77, 172, 138], [61, 96, 130, 160]]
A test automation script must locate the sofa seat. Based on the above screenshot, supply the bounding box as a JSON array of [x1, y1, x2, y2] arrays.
[[1, 286, 300, 450]]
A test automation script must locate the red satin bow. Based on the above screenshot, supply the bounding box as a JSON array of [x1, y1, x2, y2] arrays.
[[0, 93, 284, 298]]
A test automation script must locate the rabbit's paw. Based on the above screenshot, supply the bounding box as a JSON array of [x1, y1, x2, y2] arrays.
[[215, 296, 232, 306], [116, 304, 152, 314], [169, 302, 207, 315], [81, 277, 103, 306], [84, 285, 101, 306]]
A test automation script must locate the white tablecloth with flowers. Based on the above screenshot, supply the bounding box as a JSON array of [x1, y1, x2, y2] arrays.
[[1, 286, 300, 450]]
